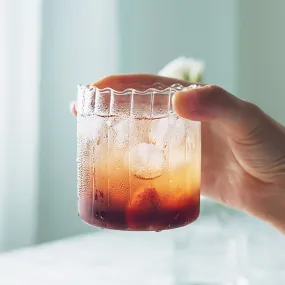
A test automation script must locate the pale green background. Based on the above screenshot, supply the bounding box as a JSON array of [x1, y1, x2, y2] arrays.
[[37, 0, 285, 243]]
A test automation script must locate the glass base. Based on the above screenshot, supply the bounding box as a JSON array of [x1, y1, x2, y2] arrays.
[[78, 199, 200, 231]]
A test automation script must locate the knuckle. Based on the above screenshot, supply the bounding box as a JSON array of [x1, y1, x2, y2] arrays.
[[206, 84, 228, 99], [207, 84, 224, 94], [205, 84, 231, 104], [243, 101, 262, 117]]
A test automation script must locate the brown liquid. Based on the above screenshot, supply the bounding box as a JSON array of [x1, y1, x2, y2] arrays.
[[79, 191, 200, 231], [77, 116, 201, 231]]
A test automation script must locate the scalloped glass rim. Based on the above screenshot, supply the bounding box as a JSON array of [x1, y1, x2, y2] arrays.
[[77, 83, 203, 95]]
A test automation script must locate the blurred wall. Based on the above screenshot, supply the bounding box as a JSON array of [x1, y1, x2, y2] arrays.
[[237, 0, 285, 123], [38, 0, 118, 242], [0, 0, 42, 251], [118, 0, 238, 94]]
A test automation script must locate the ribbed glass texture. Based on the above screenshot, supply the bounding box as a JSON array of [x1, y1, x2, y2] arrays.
[[77, 83, 201, 231]]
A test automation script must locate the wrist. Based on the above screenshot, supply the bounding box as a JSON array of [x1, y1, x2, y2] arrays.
[[247, 185, 285, 234], [266, 198, 285, 234]]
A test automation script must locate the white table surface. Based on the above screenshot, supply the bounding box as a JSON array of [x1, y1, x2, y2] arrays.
[[0, 206, 284, 285], [0, 231, 177, 285]]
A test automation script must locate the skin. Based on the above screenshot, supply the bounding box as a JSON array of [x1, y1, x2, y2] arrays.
[[71, 74, 285, 234]]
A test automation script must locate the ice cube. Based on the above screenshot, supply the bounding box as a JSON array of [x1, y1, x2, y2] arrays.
[[112, 118, 130, 148], [149, 117, 169, 146], [77, 116, 104, 140], [169, 149, 186, 169], [169, 117, 186, 146], [77, 118, 100, 169], [77, 139, 95, 173], [125, 143, 164, 180], [148, 116, 186, 147]]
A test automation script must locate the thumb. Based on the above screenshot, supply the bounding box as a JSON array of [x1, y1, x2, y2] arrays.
[[173, 84, 261, 138]]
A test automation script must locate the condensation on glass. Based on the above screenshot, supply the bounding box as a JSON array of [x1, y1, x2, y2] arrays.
[[77, 83, 201, 231]]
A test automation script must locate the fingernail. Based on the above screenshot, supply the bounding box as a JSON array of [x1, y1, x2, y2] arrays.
[[172, 90, 198, 119]]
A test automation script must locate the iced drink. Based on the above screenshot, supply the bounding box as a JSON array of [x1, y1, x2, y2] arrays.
[[77, 76, 201, 231]]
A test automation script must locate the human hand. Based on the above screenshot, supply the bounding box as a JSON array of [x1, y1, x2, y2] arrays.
[[174, 84, 285, 234], [71, 74, 285, 233]]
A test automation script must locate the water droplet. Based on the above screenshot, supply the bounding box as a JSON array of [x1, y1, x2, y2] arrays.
[[100, 211, 106, 220], [174, 213, 180, 220]]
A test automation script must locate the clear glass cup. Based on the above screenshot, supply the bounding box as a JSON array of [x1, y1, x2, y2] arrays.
[[76, 82, 201, 231]]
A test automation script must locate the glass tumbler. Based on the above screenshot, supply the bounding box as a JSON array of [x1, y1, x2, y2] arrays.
[[77, 82, 201, 231]]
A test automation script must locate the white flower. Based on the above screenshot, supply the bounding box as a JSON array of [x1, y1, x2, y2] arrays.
[[158, 57, 205, 83]]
